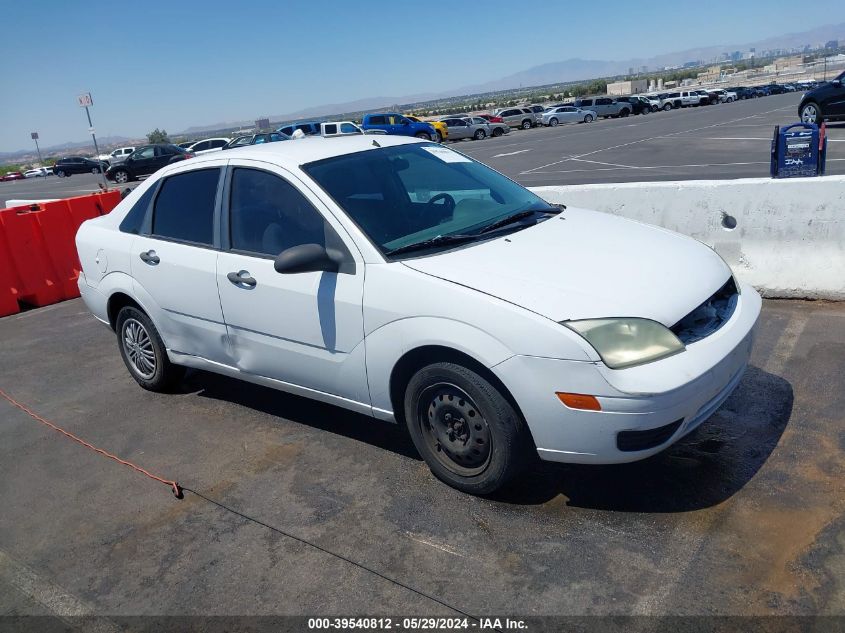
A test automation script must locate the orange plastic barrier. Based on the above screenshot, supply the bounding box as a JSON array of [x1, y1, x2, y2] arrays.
[[0, 190, 121, 317]]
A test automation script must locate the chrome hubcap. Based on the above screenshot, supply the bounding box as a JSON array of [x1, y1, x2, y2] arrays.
[[801, 106, 817, 123], [419, 383, 491, 476], [116, 172, 128, 183], [123, 318, 156, 379]]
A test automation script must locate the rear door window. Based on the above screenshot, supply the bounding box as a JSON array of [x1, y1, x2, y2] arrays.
[[151, 168, 220, 246]]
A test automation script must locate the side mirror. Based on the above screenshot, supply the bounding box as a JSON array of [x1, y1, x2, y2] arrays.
[[833, 80, 842, 87], [274, 243, 340, 274]]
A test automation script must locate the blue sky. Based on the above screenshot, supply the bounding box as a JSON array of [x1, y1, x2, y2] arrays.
[[0, 1, 840, 152]]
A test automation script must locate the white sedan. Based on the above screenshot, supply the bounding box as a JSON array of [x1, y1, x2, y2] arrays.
[[542, 105, 597, 126], [75, 135, 760, 494], [24, 167, 51, 178]]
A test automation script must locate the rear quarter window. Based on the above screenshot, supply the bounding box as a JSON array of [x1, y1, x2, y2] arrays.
[[119, 185, 156, 234]]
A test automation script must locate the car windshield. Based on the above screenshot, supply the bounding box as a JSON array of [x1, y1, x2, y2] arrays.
[[303, 143, 557, 257]]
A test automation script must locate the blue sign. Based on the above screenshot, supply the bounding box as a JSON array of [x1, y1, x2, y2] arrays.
[[770, 123, 827, 178]]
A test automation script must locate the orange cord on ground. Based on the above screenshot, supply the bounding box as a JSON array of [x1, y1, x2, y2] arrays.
[[0, 388, 183, 499]]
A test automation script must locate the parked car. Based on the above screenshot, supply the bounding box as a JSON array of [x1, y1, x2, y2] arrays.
[[799, 71, 845, 124], [406, 115, 448, 142], [105, 144, 192, 184], [694, 90, 718, 105], [1, 171, 25, 181], [657, 92, 683, 110], [222, 132, 291, 150], [493, 107, 539, 129], [709, 89, 736, 103], [523, 104, 546, 117], [439, 117, 490, 141], [75, 135, 761, 495], [276, 121, 322, 137], [572, 98, 632, 118], [186, 138, 231, 155], [542, 105, 596, 126], [54, 156, 108, 177], [107, 147, 136, 165], [614, 96, 652, 115], [467, 116, 509, 137], [23, 167, 51, 178], [177, 141, 194, 149], [361, 113, 437, 140]]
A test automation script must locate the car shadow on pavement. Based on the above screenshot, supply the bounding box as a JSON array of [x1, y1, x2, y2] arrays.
[[184, 369, 422, 460], [494, 365, 794, 513]]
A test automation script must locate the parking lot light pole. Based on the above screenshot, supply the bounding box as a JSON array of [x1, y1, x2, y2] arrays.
[[30, 132, 44, 167], [77, 92, 108, 189]]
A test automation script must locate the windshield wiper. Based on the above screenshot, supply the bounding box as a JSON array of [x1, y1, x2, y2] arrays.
[[477, 206, 562, 235], [384, 233, 479, 257]]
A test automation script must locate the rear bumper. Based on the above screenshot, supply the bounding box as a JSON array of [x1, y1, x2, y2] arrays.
[[77, 273, 109, 326], [493, 284, 761, 464]]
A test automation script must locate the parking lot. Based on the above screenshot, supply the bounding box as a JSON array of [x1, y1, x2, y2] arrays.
[[3, 94, 843, 209], [1, 294, 843, 623]]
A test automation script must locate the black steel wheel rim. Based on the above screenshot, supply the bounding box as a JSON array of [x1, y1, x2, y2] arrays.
[[418, 383, 492, 476]]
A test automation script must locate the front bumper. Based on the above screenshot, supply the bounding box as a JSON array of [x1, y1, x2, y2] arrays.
[[493, 283, 762, 464]]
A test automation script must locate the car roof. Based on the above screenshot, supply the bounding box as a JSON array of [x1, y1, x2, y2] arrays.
[[218, 134, 425, 168]]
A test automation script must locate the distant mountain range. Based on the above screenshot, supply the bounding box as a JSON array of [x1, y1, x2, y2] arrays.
[[0, 136, 136, 162], [3, 21, 844, 158], [178, 21, 845, 135]]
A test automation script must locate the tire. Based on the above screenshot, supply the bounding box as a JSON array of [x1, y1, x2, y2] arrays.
[[436, 131, 444, 143], [116, 306, 185, 392], [651, 105, 658, 112], [800, 102, 822, 125], [113, 169, 130, 184], [492, 127, 503, 137], [584, 114, 594, 123], [91, 167, 100, 174], [548, 117, 559, 127], [473, 129, 487, 140], [663, 103, 673, 111], [56, 170, 67, 178], [403, 362, 530, 495], [521, 119, 532, 130], [414, 132, 432, 141], [620, 108, 630, 117]]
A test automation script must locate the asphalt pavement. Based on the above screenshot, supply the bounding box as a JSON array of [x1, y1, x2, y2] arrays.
[[0, 298, 843, 624], [2, 94, 842, 209]]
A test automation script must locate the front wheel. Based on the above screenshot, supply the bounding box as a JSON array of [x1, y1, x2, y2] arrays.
[[113, 169, 130, 184], [492, 127, 503, 137], [663, 103, 673, 111], [116, 306, 185, 392], [521, 119, 532, 130], [583, 114, 594, 123], [414, 132, 432, 141], [91, 167, 100, 174], [620, 109, 630, 117], [56, 170, 67, 178], [548, 117, 559, 127], [473, 129, 487, 140], [404, 362, 530, 495], [800, 102, 822, 125]]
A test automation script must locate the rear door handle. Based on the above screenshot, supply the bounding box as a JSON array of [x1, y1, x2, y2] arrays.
[[227, 270, 256, 288], [139, 250, 160, 265]]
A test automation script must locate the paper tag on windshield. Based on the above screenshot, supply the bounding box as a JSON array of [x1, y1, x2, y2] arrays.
[[421, 146, 471, 163]]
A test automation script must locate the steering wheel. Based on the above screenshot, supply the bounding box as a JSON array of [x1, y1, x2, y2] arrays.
[[427, 192, 456, 215]]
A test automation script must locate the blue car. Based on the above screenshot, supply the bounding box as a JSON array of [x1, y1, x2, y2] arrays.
[[360, 113, 437, 140]]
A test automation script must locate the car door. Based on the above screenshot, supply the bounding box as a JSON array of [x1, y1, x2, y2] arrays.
[[559, 106, 578, 123], [215, 161, 369, 405], [130, 164, 229, 363], [446, 118, 469, 139], [822, 72, 845, 116], [126, 146, 156, 176]]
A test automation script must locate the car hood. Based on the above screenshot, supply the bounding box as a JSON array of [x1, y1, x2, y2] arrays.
[[401, 207, 731, 326]]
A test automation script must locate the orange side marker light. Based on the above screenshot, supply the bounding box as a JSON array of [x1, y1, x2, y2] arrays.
[[556, 392, 602, 411]]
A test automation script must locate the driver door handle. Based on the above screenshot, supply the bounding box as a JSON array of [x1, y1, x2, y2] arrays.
[[227, 270, 257, 288], [139, 250, 160, 265]]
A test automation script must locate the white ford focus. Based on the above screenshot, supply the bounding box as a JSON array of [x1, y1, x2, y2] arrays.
[[76, 135, 760, 494]]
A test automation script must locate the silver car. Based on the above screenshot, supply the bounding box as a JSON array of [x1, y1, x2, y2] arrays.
[[541, 105, 597, 126], [467, 116, 509, 137], [439, 117, 490, 141], [493, 107, 538, 130]]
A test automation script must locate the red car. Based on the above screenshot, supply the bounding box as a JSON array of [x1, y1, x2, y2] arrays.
[[1, 172, 25, 181], [478, 113, 504, 123]]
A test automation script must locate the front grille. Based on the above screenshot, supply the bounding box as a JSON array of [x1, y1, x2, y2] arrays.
[[617, 418, 683, 452], [671, 277, 739, 345]]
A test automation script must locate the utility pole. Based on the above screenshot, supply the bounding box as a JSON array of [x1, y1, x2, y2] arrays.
[[30, 132, 44, 167], [77, 92, 108, 189]]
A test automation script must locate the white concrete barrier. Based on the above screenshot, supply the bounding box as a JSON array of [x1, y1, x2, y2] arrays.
[[531, 176, 845, 300]]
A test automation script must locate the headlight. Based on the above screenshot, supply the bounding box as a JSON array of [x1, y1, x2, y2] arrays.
[[563, 318, 685, 369]]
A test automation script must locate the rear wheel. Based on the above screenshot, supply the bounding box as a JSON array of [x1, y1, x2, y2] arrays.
[[492, 127, 503, 137], [91, 167, 100, 174], [436, 131, 444, 143], [473, 129, 487, 140], [116, 306, 185, 392], [404, 362, 530, 495], [548, 117, 559, 127], [663, 102, 673, 111], [521, 119, 532, 130], [800, 102, 822, 125], [414, 132, 432, 141]]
